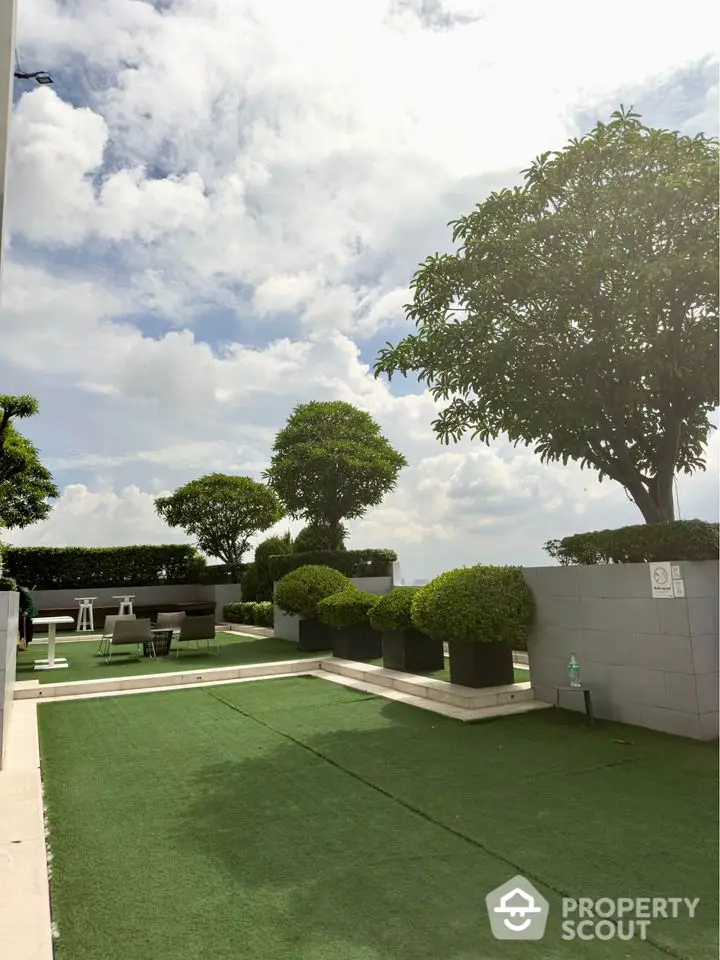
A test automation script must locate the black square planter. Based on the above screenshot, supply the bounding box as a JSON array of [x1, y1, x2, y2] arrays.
[[297, 618, 335, 652], [382, 629, 445, 673], [332, 624, 382, 661], [448, 641, 514, 688]]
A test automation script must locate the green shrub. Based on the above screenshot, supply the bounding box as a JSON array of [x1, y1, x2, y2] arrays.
[[544, 519, 720, 565], [252, 601, 274, 628], [275, 565, 352, 620], [4, 544, 202, 589], [368, 587, 420, 633], [317, 589, 380, 628], [293, 523, 348, 553], [243, 533, 294, 601], [269, 548, 396, 582], [0, 576, 17, 591], [411, 565, 534, 646], [222, 602, 257, 624]]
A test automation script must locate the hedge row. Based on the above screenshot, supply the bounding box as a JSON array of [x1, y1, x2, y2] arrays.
[[223, 601, 273, 628], [3, 545, 203, 589], [268, 548, 397, 583], [544, 520, 719, 565]]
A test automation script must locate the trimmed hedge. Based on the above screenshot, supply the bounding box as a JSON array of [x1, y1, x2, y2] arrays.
[[411, 565, 535, 647], [269, 548, 397, 582], [544, 519, 720, 565], [317, 589, 380, 628], [368, 587, 420, 633], [275, 565, 352, 620], [0, 576, 17, 592], [3, 545, 203, 589], [242, 534, 294, 602], [222, 601, 274, 628]]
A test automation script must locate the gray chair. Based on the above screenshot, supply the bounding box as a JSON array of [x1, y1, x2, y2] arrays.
[[155, 611, 186, 631], [106, 618, 154, 663], [97, 614, 136, 656], [175, 615, 218, 658]]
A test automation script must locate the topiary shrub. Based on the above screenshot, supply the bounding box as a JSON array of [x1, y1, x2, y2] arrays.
[[269, 548, 396, 581], [544, 519, 719, 565], [0, 576, 17, 592], [368, 587, 420, 633], [242, 532, 294, 601], [411, 565, 535, 647], [275, 565, 352, 620], [222, 602, 257, 624], [252, 601, 274, 628], [317, 589, 380, 628], [293, 523, 348, 553]]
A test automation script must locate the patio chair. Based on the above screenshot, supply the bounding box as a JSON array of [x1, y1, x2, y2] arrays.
[[175, 615, 219, 658], [155, 611, 186, 631], [106, 618, 154, 663], [97, 614, 136, 657]]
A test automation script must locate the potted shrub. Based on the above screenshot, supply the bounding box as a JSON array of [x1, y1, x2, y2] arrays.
[[411, 565, 534, 688], [317, 589, 382, 660], [369, 587, 444, 672], [275, 565, 352, 651]]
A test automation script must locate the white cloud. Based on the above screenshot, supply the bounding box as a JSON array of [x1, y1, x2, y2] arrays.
[[3, 0, 717, 577]]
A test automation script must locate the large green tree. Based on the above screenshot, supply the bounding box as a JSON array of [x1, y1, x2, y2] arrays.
[[374, 109, 719, 523], [264, 401, 407, 541], [0, 395, 59, 530], [155, 474, 283, 582]]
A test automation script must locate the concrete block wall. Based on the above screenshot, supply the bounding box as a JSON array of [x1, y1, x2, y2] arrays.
[[0, 591, 19, 770], [273, 574, 395, 642], [524, 561, 719, 741]]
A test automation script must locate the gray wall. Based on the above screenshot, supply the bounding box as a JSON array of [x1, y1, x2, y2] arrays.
[[524, 562, 718, 741], [273, 574, 395, 642], [32, 583, 242, 625], [0, 591, 18, 770]]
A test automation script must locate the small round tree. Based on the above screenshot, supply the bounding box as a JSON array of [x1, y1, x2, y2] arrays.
[[369, 586, 444, 673], [368, 586, 420, 633], [317, 590, 379, 628], [275, 565, 352, 620], [411, 566, 535, 687], [293, 522, 348, 553]]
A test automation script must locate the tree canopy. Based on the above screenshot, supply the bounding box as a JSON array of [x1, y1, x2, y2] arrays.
[[0, 395, 59, 530], [264, 401, 407, 540], [374, 108, 719, 523], [154, 474, 283, 581]]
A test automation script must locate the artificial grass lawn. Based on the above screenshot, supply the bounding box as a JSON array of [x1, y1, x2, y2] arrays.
[[15, 632, 315, 684], [39, 678, 718, 960]]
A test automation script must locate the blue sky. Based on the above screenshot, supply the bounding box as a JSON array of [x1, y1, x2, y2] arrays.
[[2, 0, 718, 579]]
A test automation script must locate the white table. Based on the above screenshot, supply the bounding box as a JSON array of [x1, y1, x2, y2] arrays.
[[75, 596, 97, 632], [31, 616, 75, 670], [112, 595, 135, 616]]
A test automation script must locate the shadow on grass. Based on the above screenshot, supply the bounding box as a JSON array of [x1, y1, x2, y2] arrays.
[[174, 684, 718, 960]]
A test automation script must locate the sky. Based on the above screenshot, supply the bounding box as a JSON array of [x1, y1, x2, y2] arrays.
[[1, 0, 718, 581]]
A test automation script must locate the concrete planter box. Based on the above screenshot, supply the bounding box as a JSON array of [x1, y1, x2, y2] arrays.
[[0, 591, 19, 770], [297, 618, 335, 652], [381, 629, 444, 673], [523, 561, 719, 741], [448, 641, 515, 688], [331, 625, 382, 661]]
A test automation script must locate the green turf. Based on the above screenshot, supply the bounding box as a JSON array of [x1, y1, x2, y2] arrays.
[[16, 632, 316, 684], [39, 678, 718, 960]]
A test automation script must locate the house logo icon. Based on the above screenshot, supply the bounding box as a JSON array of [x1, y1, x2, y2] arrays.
[[485, 875, 549, 940]]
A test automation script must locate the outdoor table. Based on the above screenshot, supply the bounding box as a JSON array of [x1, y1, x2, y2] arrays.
[[554, 682, 601, 727], [112, 595, 135, 616], [74, 596, 97, 632], [31, 616, 75, 670], [146, 628, 173, 658]]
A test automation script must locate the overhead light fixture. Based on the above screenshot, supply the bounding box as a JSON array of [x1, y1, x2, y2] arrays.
[[14, 70, 53, 85]]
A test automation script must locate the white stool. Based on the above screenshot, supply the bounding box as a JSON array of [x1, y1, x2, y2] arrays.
[[75, 597, 97, 633], [113, 595, 135, 616]]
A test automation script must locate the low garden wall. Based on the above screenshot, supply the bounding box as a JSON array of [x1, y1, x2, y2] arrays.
[[273, 574, 395, 643], [0, 592, 18, 770], [524, 561, 719, 740], [31, 583, 242, 628]]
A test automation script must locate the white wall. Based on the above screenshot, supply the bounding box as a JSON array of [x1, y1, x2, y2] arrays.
[[0, 591, 18, 770]]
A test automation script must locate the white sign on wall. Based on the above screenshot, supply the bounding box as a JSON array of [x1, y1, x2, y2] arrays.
[[649, 562, 675, 599]]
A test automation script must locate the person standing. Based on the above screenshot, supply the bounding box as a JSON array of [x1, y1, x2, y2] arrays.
[[18, 585, 37, 648]]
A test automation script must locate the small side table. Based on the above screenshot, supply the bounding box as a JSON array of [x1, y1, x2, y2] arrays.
[[113, 595, 135, 616], [146, 628, 173, 658], [75, 597, 97, 632], [554, 682, 601, 727]]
